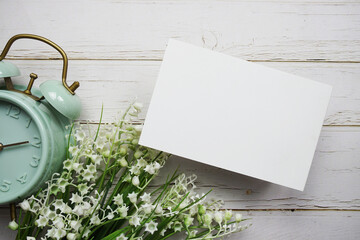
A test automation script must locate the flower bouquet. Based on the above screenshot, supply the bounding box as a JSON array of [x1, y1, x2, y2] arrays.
[[9, 103, 249, 240]]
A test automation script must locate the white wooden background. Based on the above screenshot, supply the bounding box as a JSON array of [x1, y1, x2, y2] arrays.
[[1, 0, 360, 239]]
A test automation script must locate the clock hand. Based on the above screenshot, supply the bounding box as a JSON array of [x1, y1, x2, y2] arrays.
[[0, 141, 29, 151]]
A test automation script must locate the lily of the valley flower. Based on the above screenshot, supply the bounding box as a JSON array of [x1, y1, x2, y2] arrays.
[[12, 102, 247, 240], [128, 192, 138, 204], [145, 220, 158, 235]]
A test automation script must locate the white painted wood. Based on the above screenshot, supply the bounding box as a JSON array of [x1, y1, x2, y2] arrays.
[[156, 127, 360, 210], [4, 60, 360, 125], [1, 209, 359, 240], [0, 209, 16, 240], [0, 127, 358, 210], [0, 0, 360, 61], [235, 210, 360, 240], [1, 0, 360, 239]]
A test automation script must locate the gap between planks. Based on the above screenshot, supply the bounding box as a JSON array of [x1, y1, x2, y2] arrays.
[[0, 206, 359, 212], [75, 121, 360, 128], [4, 58, 360, 64]]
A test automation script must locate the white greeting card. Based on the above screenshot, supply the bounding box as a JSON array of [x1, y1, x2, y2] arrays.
[[139, 39, 332, 191]]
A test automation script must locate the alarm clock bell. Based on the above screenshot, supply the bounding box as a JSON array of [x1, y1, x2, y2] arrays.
[[0, 34, 81, 119]]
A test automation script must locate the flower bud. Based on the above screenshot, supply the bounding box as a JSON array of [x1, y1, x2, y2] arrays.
[[123, 174, 131, 183], [155, 205, 163, 214], [235, 213, 242, 222], [214, 211, 223, 224], [134, 125, 143, 133], [8, 221, 18, 230], [197, 214, 202, 223], [102, 149, 111, 158], [132, 176, 140, 186], [67, 233, 77, 240], [127, 134, 134, 141], [126, 126, 134, 131], [118, 157, 128, 167], [198, 204, 206, 215], [133, 102, 143, 111], [119, 146, 127, 156], [107, 212, 114, 220], [224, 210, 233, 221], [134, 150, 143, 159], [204, 213, 213, 226]]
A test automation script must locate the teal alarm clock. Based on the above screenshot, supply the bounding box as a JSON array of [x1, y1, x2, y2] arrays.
[[0, 34, 81, 219]]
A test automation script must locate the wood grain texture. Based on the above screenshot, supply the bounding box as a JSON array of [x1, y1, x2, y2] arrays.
[[3, 60, 360, 125], [1, 209, 359, 240], [0, 127, 359, 210], [1, 0, 359, 239], [155, 127, 360, 210], [0, 0, 360, 61]]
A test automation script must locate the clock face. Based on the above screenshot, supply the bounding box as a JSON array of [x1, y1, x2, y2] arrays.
[[0, 100, 43, 201]]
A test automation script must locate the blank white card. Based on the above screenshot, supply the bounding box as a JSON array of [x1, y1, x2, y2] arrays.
[[139, 39, 332, 191]]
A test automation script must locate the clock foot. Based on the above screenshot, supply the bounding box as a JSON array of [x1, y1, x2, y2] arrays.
[[10, 203, 16, 221]]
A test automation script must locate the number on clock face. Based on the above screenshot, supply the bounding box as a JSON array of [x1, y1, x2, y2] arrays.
[[0, 101, 42, 195], [0, 180, 11, 192], [17, 173, 27, 184], [6, 105, 20, 119]]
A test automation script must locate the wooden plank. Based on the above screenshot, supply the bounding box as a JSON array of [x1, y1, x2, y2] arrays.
[[154, 126, 360, 210], [1, 208, 359, 240], [0, 127, 359, 210], [4, 60, 360, 125], [234, 210, 360, 240], [1, 0, 359, 238], [0, 209, 15, 240], [0, 0, 360, 61]]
